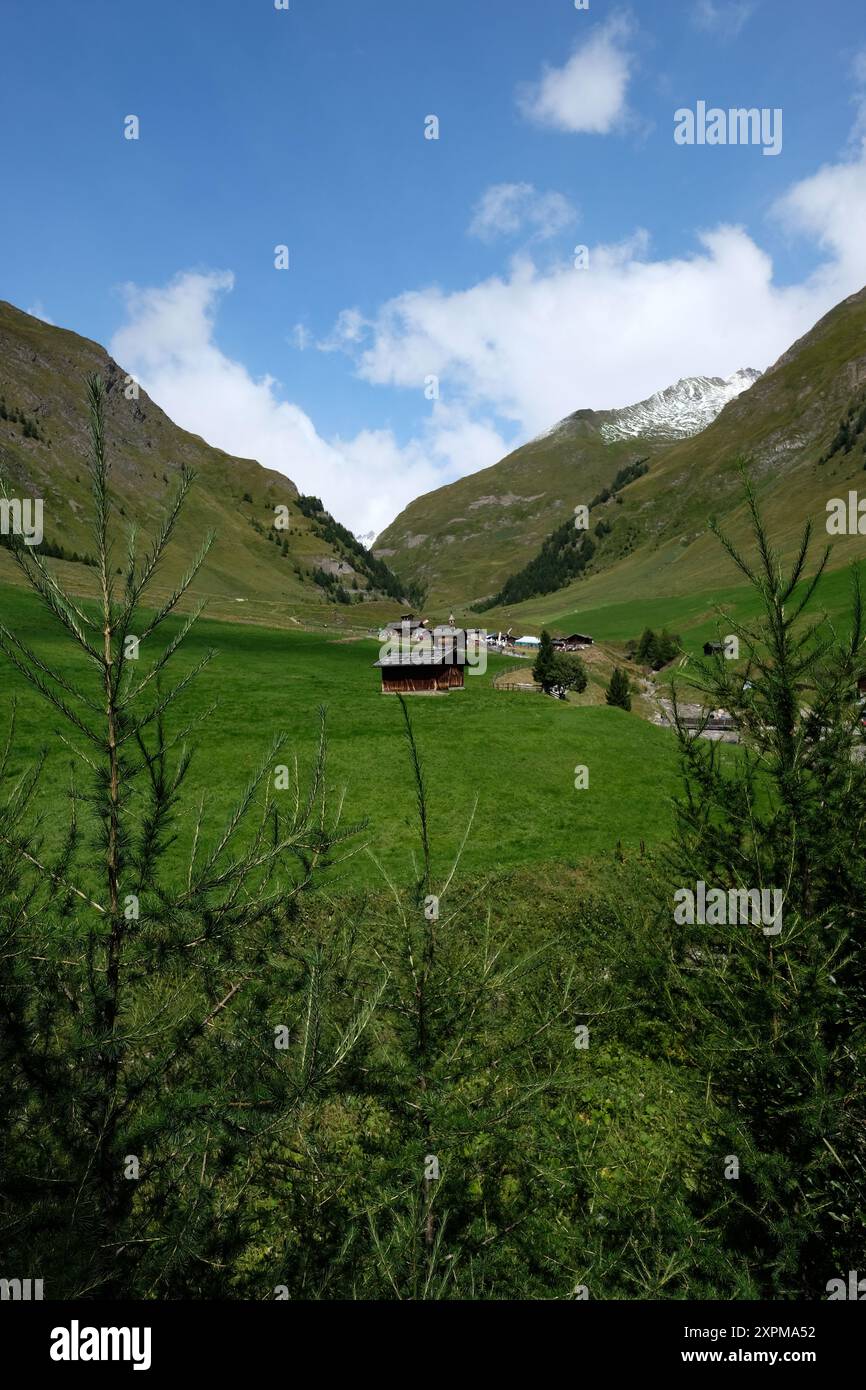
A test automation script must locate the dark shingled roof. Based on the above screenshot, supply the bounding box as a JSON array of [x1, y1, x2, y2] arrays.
[[375, 652, 463, 668]]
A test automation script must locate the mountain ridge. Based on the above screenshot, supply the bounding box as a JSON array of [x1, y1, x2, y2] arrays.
[[0, 301, 411, 627], [475, 285, 866, 633], [376, 287, 866, 617], [374, 366, 763, 607], [596, 368, 762, 442]]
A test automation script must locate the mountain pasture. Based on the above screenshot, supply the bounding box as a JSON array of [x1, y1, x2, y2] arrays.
[[0, 581, 682, 887]]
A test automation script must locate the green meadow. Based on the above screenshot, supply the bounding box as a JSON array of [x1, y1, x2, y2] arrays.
[[530, 558, 866, 658], [0, 580, 683, 888]]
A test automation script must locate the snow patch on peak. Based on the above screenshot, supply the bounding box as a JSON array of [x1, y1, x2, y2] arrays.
[[599, 369, 762, 443]]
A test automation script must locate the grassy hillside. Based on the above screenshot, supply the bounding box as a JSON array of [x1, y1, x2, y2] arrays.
[[379, 286, 866, 627], [520, 554, 866, 661], [538, 283, 866, 612], [0, 301, 409, 629], [375, 417, 670, 609], [0, 580, 682, 886]]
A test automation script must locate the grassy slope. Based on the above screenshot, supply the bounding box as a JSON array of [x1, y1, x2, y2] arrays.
[[0, 580, 682, 887], [379, 286, 866, 631], [375, 415, 668, 609], [533, 283, 866, 612], [516, 551, 866, 660], [0, 301, 402, 630]]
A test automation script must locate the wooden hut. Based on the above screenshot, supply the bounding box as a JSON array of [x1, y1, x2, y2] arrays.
[[375, 625, 468, 694], [375, 652, 465, 694]]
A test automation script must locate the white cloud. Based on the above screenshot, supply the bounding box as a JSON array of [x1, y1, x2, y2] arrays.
[[109, 272, 508, 538], [691, 1, 754, 38], [317, 306, 369, 353], [348, 144, 866, 440], [468, 183, 578, 242], [26, 301, 54, 324], [290, 322, 311, 350], [109, 120, 866, 541], [518, 16, 635, 135], [772, 149, 866, 294]]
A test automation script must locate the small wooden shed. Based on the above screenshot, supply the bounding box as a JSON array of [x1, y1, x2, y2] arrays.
[[375, 651, 465, 694], [375, 625, 468, 694]]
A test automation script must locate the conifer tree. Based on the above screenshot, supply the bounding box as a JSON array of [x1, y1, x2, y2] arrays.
[[661, 475, 866, 1295], [606, 668, 632, 710], [533, 629, 557, 691], [0, 376, 374, 1297]]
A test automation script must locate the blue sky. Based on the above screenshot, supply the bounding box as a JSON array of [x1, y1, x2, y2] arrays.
[[2, 0, 866, 534]]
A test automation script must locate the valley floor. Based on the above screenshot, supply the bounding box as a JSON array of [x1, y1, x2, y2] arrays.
[[0, 581, 687, 887]]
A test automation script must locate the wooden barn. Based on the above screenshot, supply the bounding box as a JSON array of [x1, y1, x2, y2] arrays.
[[553, 633, 594, 651], [375, 625, 468, 694], [375, 652, 465, 694]]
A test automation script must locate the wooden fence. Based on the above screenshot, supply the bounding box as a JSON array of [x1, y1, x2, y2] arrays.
[[494, 668, 541, 692]]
